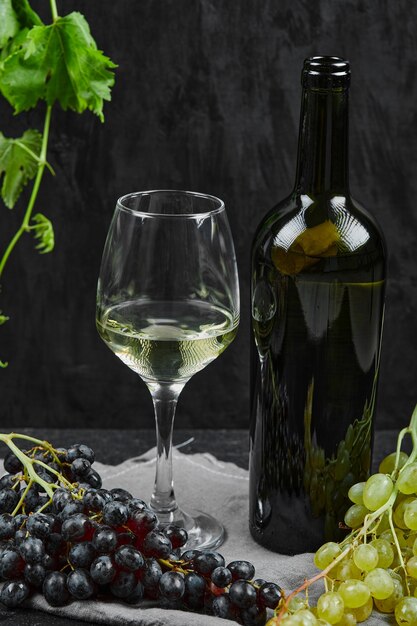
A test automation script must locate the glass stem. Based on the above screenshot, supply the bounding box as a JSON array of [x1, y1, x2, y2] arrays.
[[147, 381, 184, 518]]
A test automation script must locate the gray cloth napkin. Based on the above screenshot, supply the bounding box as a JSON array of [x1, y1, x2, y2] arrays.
[[17, 447, 390, 625]]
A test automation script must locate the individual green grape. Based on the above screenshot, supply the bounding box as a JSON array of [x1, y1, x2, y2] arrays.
[[288, 596, 308, 612], [362, 473, 394, 511], [374, 578, 404, 613], [314, 543, 342, 570], [394, 497, 415, 529], [347, 483, 365, 506], [380, 528, 408, 548], [351, 596, 373, 622], [294, 609, 318, 625], [395, 597, 417, 625], [370, 538, 394, 568], [344, 505, 368, 529], [336, 558, 362, 581], [338, 580, 371, 609], [364, 567, 395, 599], [412, 536, 417, 557], [397, 463, 417, 495], [406, 531, 417, 549], [404, 499, 417, 530], [406, 556, 417, 579], [353, 544, 378, 572], [379, 451, 409, 474], [335, 613, 357, 626], [392, 546, 413, 570], [317, 592, 344, 624]]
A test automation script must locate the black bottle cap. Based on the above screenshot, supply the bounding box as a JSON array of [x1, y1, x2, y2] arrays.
[[302, 56, 350, 89]]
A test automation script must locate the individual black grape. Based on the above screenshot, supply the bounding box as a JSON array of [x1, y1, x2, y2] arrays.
[[128, 509, 158, 536], [229, 580, 257, 609], [61, 514, 92, 542], [0, 474, 17, 489], [141, 557, 162, 591], [142, 530, 172, 558], [68, 542, 96, 569], [0, 579, 30, 607], [13, 513, 27, 530], [162, 524, 188, 549], [228, 560, 256, 581], [110, 487, 133, 502], [67, 568, 95, 600], [58, 500, 84, 520], [110, 570, 137, 598], [240, 604, 267, 626], [20, 486, 39, 512], [0, 547, 24, 578], [83, 469, 102, 489], [0, 488, 19, 514], [52, 488, 73, 513], [124, 580, 145, 604], [71, 458, 91, 477], [90, 555, 116, 585], [181, 549, 201, 562], [183, 571, 206, 610], [97, 489, 113, 504], [114, 545, 144, 572], [43, 571, 70, 606], [45, 533, 65, 556], [83, 489, 106, 512], [126, 498, 147, 515], [258, 581, 282, 609], [102, 501, 129, 527], [24, 563, 46, 588], [0, 513, 16, 540], [212, 594, 238, 620], [211, 565, 232, 588], [92, 525, 118, 554], [159, 571, 185, 600], [3, 451, 23, 474], [19, 537, 45, 564], [26, 513, 56, 539], [194, 551, 225, 575]]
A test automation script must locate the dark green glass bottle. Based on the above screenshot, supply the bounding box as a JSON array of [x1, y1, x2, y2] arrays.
[[249, 57, 386, 554]]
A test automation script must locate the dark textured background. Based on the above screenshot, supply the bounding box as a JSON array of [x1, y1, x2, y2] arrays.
[[0, 0, 416, 431]]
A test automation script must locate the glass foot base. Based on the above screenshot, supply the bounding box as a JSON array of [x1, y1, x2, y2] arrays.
[[151, 506, 225, 551]]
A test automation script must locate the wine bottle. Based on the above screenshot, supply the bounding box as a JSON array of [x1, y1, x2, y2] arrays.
[[249, 56, 386, 554]]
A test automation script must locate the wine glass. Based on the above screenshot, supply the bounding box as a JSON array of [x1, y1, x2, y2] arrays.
[[96, 190, 240, 550]]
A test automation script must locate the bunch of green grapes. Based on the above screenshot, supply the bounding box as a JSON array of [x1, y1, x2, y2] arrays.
[[268, 405, 417, 626]]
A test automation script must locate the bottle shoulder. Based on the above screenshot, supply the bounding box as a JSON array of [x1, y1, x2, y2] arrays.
[[252, 192, 386, 266]]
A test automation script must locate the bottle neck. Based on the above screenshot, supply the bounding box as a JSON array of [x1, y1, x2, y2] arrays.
[[294, 87, 349, 196]]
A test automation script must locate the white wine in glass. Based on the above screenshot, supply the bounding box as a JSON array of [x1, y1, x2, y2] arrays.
[[96, 190, 240, 550]]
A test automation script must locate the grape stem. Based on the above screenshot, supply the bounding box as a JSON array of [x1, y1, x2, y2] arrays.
[[274, 547, 351, 623]]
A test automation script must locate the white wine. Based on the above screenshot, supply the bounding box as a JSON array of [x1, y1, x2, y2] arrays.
[[96, 300, 238, 383]]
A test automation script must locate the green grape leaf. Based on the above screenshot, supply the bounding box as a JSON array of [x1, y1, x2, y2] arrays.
[[0, 0, 19, 49], [11, 0, 43, 29], [0, 12, 116, 120], [0, 129, 42, 208], [0, 361, 8, 368], [0, 312, 9, 325], [31, 213, 54, 254]]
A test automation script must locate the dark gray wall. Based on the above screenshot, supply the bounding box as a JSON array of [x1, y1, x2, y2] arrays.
[[1, 0, 416, 430]]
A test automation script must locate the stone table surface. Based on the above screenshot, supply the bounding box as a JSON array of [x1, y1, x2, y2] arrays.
[[0, 428, 399, 625]]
